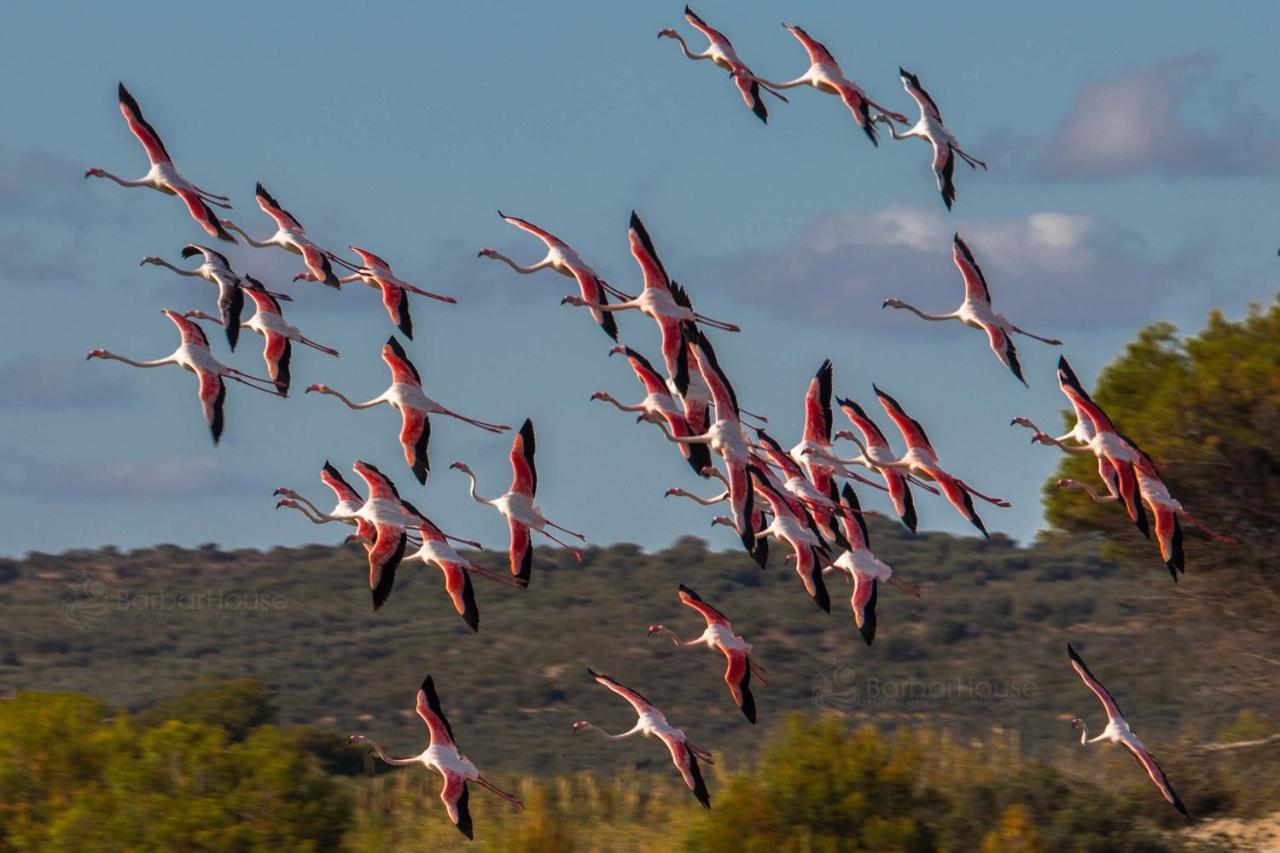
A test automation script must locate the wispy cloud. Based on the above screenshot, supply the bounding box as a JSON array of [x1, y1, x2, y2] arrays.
[[0, 354, 141, 411], [0, 445, 252, 502], [1033, 55, 1280, 180], [696, 206, 1206, 330]]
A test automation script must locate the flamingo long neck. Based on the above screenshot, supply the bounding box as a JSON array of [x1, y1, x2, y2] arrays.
[[490, 252, 548, 274], [223, 221, 272, 248], [581, 721, 641, 741], [95, 170, 150, 188], [669, 33, 705, 61], [460, 468, 492, 506], [898, 303, 957, 322], [150, 258, 198, 276], [100, 352, 173, 369], [361, 738, 420, 766], [325, 388, 384, 410], [652, 626, 685, 648]]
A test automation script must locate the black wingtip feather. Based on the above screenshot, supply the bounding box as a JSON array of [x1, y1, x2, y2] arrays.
[[688, 752, 711, 808], [860, 580, 878, 646]]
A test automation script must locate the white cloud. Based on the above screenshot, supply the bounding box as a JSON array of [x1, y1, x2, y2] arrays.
[[697, 206, 1203, 330], [1036, 55, 1280, 179]]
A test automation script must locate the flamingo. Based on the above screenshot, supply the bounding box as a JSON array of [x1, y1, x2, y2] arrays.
[[450, 419, 586, 585], [296, 246, 456, 340], [562, 212, 740, 334], [350, 675, 524, 839], [648, 584, 767, 723], [822, 484, 920, 646], [185, 279, 337, 395], [1058, 448, 1232, 581], [872, 68, 986, 209], [221, 183, 358, 287], [752, 428, 851, 550], [747, 465, 831, 612], [741, 25, 909, 145], [855, 385, 1010, 537], [657, 6, 789, 124], [403, 513, 523, 632], [86, 309, 281, 444], [883, 235, 1062, 385], [592, 345, 713, 477], [345, 460, 436, 610], [787, 360, 839, 496], [306, 336, 508, 485], [478, 211, 625, 340], [572, 668, 713, 808], [139, 244, 291, 351], [653, 328, 756, 556], [1066, 644, 1190, 818], [827, 395, 938, 533], [85, 84, 235, 242], [1030, 357, 1150, 537], [275, 460, 368, 533]]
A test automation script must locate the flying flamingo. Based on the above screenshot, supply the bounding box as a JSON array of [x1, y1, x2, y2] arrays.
[[648, 584, 767, 723], [747, 465, 831, 612], [825, 395, 939, 533], [882, 234, 1062, 385], [562, 212, 740, 334], [85, 84, 235, 242], [1029, 357, 1150, 537], [345, 460, 436, 610], [787, 360, 839, 497], [592, 345, 713, 477], [872, 68, 986, 209], [273, 461, 390, 544], [1066, 644, 1190, 818], [296, 246, 456, 340], [844, 385, 1010, 537], [450, 419, 586, 585], [653, 329, 756, 556], [403, 513, 524, 632], [752, 428, 852, 550], [657, 6, 789, 123], [350, 675, 524, 839], [185, 279, 338, 395], [306, 336, 508, 485], [139, 244, 291, 351], [740, 25, 909, 145], [478, 211, 625, 340], [86, 309, 281, 444], [220, 183, 358, 287], [572, 668, 713, 808], [822, 484, 920, 646], [665, 466, 771, 570]]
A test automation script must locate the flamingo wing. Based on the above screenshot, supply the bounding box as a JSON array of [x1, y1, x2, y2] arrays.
[[261, 331, 292, 393], [722, 651, 755, 724], [415, 674, 458, 746], [952, 235, 992, 304], [507, 517, 532, 584], [172, 186, 235, 242], [399, 406, 431, 485], [439, 560, 479, 631], [982, 322, 1026, 386], [620, 347, 670, 397], [437, 771, 473, 839], [677, 583, 730, 627], [1067, 643, 1125, 721], [684, 6, 728, 46], [873, 385, 934, 452], [381, 336, 423, 385], [321, 461, 363, 505], [368, 524, 406, 610], [900, 67, 943, 120], [933, 141, 957, 210], [586, 668, 655, 717], [509, 419, 537, 497], [690, 329, 740, 420], [803, 360, 834, 443], [196, 368, 226, 445], [117, 83, 171, 165], [499, 211, 568, 250], [658, 730, 711, 807], [376, 277, 413, 339], [628, 211, 673, 295], [254, 182, 305, 232], [851, 573, 878, 646], [1121, 740, 1190, 817], [570, 265, 618, 341], [786, 25, 838, 67], [349, 246, 391, 270], [836, 397, 892, 450]]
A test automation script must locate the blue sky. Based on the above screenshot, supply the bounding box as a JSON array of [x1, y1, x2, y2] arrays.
[[2, 0, 1277, 556]]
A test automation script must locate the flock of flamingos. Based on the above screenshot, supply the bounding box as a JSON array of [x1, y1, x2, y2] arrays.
[[79, 7, 1232, 838]]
